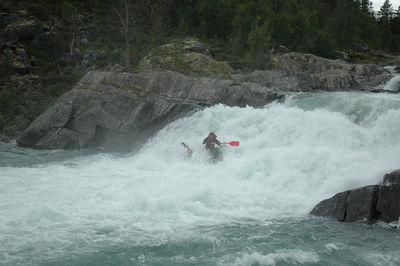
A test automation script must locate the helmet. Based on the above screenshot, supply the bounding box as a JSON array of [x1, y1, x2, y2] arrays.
[[209, 132, 217, 138]]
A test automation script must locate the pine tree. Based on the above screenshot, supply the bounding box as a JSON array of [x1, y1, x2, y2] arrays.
[[391, 5, 400, 35], [360, 0, 373, 14], [378, 0, 394, 27]]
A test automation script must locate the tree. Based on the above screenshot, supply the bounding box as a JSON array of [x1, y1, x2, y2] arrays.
[[61, 1, 81, 56], [111, 0, 131, 72], [378, 0, 394, 27], [391, 5, 400, 35], [360, 0, 373, 14]]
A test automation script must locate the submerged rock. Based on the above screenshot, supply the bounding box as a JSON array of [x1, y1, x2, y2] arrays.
[[17, 70, 283, 150], [310, 169, 400, 224]]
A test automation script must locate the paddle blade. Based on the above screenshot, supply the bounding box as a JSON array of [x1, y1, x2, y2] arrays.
[[228, 141, 240, 146]]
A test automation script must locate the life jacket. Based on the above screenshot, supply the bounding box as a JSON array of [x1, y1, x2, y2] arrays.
[[203, 134, 220, 150]]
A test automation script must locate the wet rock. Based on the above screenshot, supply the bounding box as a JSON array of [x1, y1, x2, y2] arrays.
[[310, 170, 400, 224], [310, 191, 350, 221], [18, 70, 283, 150], [376, 184, 400, 223], [382, 169, 400, 186], [345, 186, 379, 222]]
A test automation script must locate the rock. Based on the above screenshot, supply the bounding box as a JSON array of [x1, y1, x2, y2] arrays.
[[15, 47, 30, 65], [233, 70, 303, 92], [4, 19, 35, 41], [12, 60, 33, 74], [336, 51, 349, 61], [376, 184, 400, 223], [372, 50, 393, 59], [388, 56, 400, 65], [310, 191, 350, 221], [138, 39, 233, 77], [382, 169, 400, 186], [182, 37, 212, 56], [349, 42, 369, 53], [271, 45, 290, 54], [345, 186, 379, 222], [0, 133, 12, 143], [310, 170, 400, 224], [1, 47, 33, 74], [233, 53, 390, 92], [17, 70, 283, 150]]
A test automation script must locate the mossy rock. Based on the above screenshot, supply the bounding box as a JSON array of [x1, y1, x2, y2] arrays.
[[138, 39, 233, 78], [4, 19, 35, 41]]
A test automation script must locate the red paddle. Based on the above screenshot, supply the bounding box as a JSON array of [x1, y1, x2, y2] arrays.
[[221, 141, 240, 147]]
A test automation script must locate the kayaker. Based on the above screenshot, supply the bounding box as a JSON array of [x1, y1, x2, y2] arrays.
[[203, 132, 221, 150]]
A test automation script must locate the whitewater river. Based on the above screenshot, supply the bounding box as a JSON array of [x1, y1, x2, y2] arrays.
[[1, 91, 400, 265]]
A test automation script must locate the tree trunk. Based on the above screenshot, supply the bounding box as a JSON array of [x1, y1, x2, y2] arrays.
[[112, 0, 130, 72]]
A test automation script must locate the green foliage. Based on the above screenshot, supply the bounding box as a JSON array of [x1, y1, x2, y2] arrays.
[[246, 22, 272, 69]]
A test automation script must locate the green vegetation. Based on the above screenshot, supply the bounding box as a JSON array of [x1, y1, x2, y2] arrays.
[[1, 0, 400, 137]]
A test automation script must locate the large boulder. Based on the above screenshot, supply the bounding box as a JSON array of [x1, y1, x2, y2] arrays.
[[17, 70, 283, 150], [310, 170, 400, 224], [376, 170, 400, 223], [345, 186, 379, 222], [234, 53, 391, 92], [138, 38, 233, 78], [309, 191, 350, 221], [376, 184, 400, 223], [381, 169, 400, 185]]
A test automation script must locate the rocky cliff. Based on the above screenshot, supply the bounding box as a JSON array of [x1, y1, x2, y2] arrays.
[[17, 70, 283, 150], [17, 48, 399, 151], [234, 53, 392, 92]]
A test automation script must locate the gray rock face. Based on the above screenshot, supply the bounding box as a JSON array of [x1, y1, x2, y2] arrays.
[[345, 186, 379, 222], [234, 53, 391, 92], [309, 191, 350, 221], [310, 170, 400, 224], [382, 169, 400, 185], [377, 184, 400, 223], [17, 70, 283, 150]]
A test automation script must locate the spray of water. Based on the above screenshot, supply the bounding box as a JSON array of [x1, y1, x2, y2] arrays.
[[1, 92, 400, 264]]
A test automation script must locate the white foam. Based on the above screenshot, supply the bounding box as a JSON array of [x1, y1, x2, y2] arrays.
[[231, 250, 319, 265], [383, 75, 400, 92], [363, 252, 400, 266], [1, 92, 400, 263]]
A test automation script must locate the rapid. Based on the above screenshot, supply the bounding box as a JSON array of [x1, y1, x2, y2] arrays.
[[1, 91, 400, 265]]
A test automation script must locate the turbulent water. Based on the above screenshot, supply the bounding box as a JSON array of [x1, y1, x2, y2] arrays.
[[1, 91, 400, 265]]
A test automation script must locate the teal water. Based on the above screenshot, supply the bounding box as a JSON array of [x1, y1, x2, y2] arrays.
[[1, 92, 400, 265]]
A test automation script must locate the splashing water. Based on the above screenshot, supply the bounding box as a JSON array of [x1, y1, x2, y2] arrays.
[[1, 91, 400, 265]]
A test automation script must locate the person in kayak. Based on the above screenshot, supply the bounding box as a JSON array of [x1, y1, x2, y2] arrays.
[[203, 132, 222, 162], [203, 132, 221, 150]]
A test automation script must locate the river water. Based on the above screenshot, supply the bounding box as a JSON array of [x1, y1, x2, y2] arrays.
[[1, 91, 400, 265]]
